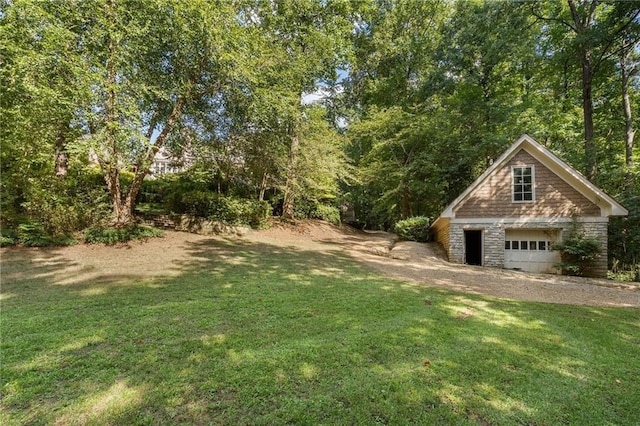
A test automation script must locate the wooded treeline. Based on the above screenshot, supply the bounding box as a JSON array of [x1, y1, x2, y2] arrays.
[[1, 0, 639, 276]]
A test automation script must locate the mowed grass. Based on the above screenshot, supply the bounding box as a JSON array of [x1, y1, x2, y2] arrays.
[[1, 238, 639, 425]]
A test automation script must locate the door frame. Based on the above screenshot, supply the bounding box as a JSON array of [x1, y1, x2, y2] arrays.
[[464, 229, 483, 266]]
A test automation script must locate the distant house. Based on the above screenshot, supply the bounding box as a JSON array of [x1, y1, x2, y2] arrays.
[[430, 134, 628, 278], [149, 146, 193, 177], [88, 145, 193, 177]]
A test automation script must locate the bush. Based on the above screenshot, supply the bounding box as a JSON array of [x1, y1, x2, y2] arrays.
[[139, 176, 178, 205], [163, 190, 272, 229], [84, 224, 164, 245], [175, 191, 217, 217], [394, 216, 431, 242], [293, 199, 341, 225], [309, 204, 341, 225], [15, 221, 77, 247], [16, 168, 111, 236], [552, 221, 601, 276], [0, 228, 18, 247], [217, 197, 272, 228]]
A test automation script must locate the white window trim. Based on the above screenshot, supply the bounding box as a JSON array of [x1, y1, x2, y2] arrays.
[[511, 165, 535, 203]]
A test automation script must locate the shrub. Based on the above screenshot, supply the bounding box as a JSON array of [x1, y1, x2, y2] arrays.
[[394, 216, 431, 242], [163, 190, 272, 229], [552, 221, 601, 276], [216, 198, 272, 228], [0, 229, 18, 247], [15, 221, 77, 247], [139, 176, 177, 205], [17, 168, 111, 236], [309, 204, 341, 225], [178, 191, 218, 217], [248, 200, 273, 229], [84, 224, 164, 245], [293, 199, 341, 225]]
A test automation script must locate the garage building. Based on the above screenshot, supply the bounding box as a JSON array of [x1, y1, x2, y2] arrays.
[[430, 134, 628, 278]]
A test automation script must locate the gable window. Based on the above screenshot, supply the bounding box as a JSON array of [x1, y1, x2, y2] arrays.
[[512, 166, 534, 202]]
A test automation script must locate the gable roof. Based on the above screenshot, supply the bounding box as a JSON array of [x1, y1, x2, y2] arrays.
[[434, 134, 628, 223]]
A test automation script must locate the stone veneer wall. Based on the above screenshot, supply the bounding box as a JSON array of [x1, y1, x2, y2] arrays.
[[447, 218, 609, 278], [448, 222, 505, 267]]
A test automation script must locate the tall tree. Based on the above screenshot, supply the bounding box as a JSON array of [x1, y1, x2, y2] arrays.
[[79, 0, 253, 225], [619, 23, 640, 193], [531, 0, 640, 181], [347, 0, 448, 110], [0, 0, 89, 218], [251, 0, 352, 219]]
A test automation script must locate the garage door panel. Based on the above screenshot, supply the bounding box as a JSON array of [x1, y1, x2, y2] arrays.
[[505, 230, 560, 274]]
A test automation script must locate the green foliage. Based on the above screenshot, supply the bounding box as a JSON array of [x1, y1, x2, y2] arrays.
[[0, 229, 18, 247], [216, 197, 273, 229], [15, 169, 111, 236], [140, 171, 273, 229], [14, 221, 77, 247], [552, 221, 601, 276], [311, 204, 341, 225], [394, 216, 431, 242], [346, 107, 449, 229], [165, 190, 217, 218], [83, 224, 163, 245], [609, 194, 640, 282], [138, 176, 180, 205], [294, 199, 341, 225], [164, 190, 272, 229], [16, 222, 50, 247]]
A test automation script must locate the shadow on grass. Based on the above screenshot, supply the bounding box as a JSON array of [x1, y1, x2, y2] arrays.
[[1, 238, 639, 425]]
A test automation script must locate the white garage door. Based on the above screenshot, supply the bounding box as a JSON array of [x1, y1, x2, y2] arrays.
[[504, 229, 561, 274]]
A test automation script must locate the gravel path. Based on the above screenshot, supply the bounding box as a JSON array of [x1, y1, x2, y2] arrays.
[[248, 221, 640, 308]]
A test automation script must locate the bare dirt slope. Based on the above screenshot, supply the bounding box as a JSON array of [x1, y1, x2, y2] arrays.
[[2, 221, 638, 307]]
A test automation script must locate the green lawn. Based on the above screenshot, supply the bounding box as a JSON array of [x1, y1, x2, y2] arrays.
[[1, 238, 639, 425]]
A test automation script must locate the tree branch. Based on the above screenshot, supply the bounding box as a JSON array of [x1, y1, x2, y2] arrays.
[[145, 108, 160, 140], [592, 9, 640, 73], [530, 2, 576, 32], [567, 0, 583, 32]]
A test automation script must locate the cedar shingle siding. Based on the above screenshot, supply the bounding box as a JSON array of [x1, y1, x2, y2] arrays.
[[455, 150, 601, 218]]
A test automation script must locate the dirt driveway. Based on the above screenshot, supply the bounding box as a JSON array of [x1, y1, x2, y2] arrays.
[[2, 221, 638, 308], [248, 221, 640, 308]]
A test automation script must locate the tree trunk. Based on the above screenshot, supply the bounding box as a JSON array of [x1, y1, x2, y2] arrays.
[[621, 44, 636, 193], [568, 0, 599, 182], [581, 49, 597, 181], [400, 181, 411, 219], [259, 172, 268, 202], [54, 128, 69, 177], [113, 96, 188, 226], [282, 126, 299, 220], [104, 1, 125, 226], [96, 0, 209, 227]]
